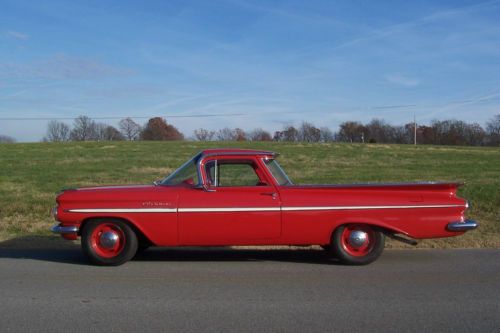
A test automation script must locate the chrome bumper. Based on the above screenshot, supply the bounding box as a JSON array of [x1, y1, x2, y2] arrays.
[[447, 219, 478, 232], [51, 224, 79, 234]]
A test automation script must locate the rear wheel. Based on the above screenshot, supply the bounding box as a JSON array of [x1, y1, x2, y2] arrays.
[[81, 219, 138, 266], [329, 224, 385, 265], [320, 245, 331, 251]]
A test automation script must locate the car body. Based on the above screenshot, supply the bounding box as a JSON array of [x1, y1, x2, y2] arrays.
[[51, 148, 478, 265]]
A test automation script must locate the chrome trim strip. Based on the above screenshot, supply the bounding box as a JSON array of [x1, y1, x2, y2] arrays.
[[67, 208, 177, 213], [51, 224, 79, 234], [66, 204, 464, 214], [281, 204, 464, 211], [446, 219, 478, 231], [179, 207, 281, 213]]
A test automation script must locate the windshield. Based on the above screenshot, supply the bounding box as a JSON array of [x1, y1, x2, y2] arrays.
[[264, 159, 293, 186], [160, 154, 201, 186]]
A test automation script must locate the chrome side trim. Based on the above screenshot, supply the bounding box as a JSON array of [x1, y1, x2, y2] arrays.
[[67, 208, 177, 213], [284, 182, 464, 188], [51, 224, 79, 234], [446, 219, 478, 232], [179, 207, 281, 213], [66, 204, 465, 214], [281, 204, 464, 211]]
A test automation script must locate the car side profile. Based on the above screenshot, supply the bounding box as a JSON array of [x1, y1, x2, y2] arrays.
[[51, 149, 478, 266]]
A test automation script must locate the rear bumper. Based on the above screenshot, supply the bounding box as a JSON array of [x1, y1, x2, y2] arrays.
[[51, 224, 79, 234], [446, 219, 478, 232]]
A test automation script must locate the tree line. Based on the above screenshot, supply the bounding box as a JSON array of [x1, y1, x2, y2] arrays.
[[0, 114, 498, 146], [42, 116, 184, 142]]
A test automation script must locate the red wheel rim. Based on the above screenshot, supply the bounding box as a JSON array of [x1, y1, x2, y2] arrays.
[[340, 225, 375, 257], [90, 223, 126, 258]]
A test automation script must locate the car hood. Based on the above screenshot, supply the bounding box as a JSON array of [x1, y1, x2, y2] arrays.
[[56, 184, 179, 203]]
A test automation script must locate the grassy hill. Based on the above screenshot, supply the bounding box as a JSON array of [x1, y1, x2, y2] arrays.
[[0, 141, 498, 248]]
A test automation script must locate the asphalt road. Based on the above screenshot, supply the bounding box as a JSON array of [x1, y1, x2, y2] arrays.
[[0, 247, 499, 332]]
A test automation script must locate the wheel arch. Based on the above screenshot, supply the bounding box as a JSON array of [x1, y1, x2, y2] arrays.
[[79, 216, 153, 246], [329, 219, 409, 240]]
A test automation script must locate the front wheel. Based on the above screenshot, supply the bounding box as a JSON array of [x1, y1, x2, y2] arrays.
[[329, 224, 385, 265], [81, 219, 138, 266]]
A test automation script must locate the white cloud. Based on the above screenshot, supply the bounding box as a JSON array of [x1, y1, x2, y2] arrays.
[[385, 73, 420, 87], [0, 54, 132, 80], [6, 30, 29, 40]]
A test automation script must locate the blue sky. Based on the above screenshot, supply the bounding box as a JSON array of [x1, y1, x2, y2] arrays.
[[1, 0, 500, 141]]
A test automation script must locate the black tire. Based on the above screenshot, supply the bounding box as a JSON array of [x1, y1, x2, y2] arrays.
[[320, 245, 331, 251], [81, 219, 138, 266], [135, 243, 151, 256], [329, 224, 385, 265]]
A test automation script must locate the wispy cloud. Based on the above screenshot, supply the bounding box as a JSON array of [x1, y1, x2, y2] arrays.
[[372, 104, 417, 110], [385, 74, 420, 87], [228, 0, 353, 29], [0, 54, 132, 80], [5, 30, 29, 40], [355, 0, 500, 47], [296, 0, 500, 56], [422, 90, 500, 118], [145, 93, 222, 113]]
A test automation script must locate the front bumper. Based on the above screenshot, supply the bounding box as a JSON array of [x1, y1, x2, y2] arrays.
[[446, 219, 478, 232], [51, 224, 79, 234]]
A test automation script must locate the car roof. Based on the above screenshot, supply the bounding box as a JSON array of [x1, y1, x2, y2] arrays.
[[200, 148, 277, 157]]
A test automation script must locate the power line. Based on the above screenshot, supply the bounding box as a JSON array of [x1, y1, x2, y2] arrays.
[[0, 113, 247, 121]]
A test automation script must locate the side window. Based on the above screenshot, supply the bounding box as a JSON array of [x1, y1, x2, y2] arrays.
[[205, 160, 264, 187]]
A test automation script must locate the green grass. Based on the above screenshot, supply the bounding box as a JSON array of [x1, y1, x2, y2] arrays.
[[0, 141, 498, 248]]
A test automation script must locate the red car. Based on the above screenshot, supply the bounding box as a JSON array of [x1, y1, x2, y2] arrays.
[[51, 148, 477, 266]]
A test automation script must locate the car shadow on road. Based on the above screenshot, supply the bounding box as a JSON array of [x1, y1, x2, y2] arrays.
[[135, 247, 340, 265], [0, 236, 341, 266], [0, 236, 86, 265]]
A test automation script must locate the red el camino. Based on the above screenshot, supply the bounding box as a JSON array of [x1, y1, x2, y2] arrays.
[[51, 149, 478, 266]]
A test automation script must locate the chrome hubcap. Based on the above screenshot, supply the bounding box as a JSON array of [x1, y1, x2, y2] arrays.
[[348, 230, 368, 248], [99, 231, 119, 249]]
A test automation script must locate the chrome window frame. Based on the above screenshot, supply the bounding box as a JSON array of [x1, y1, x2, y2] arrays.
[[262, 157, 293, 186]]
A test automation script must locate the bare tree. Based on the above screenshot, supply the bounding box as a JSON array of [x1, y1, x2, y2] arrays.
[[248, 128, 272, 141], [298, 122, 321, 142], [274, 125, 299, 142], [233, 128, 247, 141], [0, 135, 16, 143], [70, 116, 98, 141], [216, 127, 236, 141], [213, 128, 248, 141], [96, 123, 125, 141], [464, 123, 485, 146], [392, 126, 410, 144], [194, 128, 215, 141], [45, 120, 70, 142], [336, 121, 365, 143], [119, 118, 141, 141], [485, 114, 500, 146], [319, 127, 334, 142]]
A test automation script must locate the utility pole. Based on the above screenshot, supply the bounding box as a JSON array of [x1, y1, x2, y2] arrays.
[[414, 114, 417, 146]]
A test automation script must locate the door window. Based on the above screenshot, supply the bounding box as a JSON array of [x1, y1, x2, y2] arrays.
[[205, 160, 264, 187]]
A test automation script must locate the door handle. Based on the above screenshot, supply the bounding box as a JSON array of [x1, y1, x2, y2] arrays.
[[261, 192, 277, 199]]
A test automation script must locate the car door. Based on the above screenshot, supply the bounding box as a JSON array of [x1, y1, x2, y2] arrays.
[[178, 157, 281, 245]]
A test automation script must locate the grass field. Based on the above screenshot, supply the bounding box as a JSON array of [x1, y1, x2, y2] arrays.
[[0, 141, 498, 248]]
